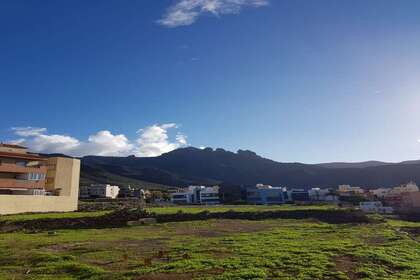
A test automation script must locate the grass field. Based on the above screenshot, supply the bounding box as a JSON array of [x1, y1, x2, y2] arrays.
[[0, 206, 419, 280], [0, 204, 335, 222]]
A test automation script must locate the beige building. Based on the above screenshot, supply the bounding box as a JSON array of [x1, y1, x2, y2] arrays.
[[0, 143, 80, 214]]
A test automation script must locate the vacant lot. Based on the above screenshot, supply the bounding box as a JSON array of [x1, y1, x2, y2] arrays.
[[0, 206, 419, 280], [0, 204, 334, 223]]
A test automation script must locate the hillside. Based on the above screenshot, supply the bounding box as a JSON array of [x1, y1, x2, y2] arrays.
[[80, 147, 420, 188]]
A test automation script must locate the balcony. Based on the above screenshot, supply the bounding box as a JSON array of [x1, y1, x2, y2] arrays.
[[0, 179, 46, 189], [0, 163, 47, 174]]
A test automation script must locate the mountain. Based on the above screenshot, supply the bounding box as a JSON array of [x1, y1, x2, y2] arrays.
[[316, 161, 391, 169], [80, 147, 420, 189]]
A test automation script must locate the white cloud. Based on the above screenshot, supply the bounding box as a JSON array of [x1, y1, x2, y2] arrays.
[[176, 133, 188, 145], [135, 124, 188, 157], [158, 0, 269, 27], [81, 131, 134, 156], [12, 127, 47, 137], [10, 124, 188, 157]]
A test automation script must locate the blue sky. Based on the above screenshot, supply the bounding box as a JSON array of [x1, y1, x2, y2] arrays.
[[1, 0, 420, 163]]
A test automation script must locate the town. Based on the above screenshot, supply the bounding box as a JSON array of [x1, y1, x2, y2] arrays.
[[1, 143, 419, 216]]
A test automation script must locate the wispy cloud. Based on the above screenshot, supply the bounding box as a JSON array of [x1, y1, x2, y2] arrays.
[[158, 0, 269, 28], [10, 124, 188, 157]]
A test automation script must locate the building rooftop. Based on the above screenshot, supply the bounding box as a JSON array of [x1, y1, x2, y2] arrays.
[[0, 143, 27, 149], [0, 151, 46, 161]]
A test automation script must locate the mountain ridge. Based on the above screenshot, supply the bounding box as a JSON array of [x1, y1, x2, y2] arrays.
[[79, 147, 420, 189]]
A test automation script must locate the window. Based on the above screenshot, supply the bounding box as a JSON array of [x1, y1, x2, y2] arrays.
[[27, 173, 46, 181]]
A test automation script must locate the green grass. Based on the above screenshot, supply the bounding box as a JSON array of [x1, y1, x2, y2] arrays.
[[0, 211, 111, 223], [0, 207, 419, 279], [0, 204, 335, 222], [146, 204, 337, 214]]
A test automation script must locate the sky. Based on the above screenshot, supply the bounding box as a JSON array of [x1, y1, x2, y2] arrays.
[[1, 0, 420, 163]]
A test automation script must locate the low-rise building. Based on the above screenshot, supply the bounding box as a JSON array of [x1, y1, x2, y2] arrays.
[[370, 188, 390, 198], [290, 189, 310, 202], [309, 188, 329, 201], [246, 184, 285, 205], [199, 186, 220, 204], [170, 185, 220, 205], [79, 184, 120, 199], [171, 191, 193, 204], [388, 182, 419, 196], [118, 186, 146, 199], [359, 201, 394, 214], [338, 185, 365, 196], [219, 184, 247, 204]]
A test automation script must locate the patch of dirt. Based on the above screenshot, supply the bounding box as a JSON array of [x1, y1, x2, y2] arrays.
[[202, 248, 233, 258], [43, 242, 91, 252], [172, 219, 274, 237], [333, 255, 359, 280], [111, 238, 169, 251]]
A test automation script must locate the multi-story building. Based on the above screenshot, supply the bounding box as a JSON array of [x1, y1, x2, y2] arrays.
[[0, 143, 47, 194], [0, 143, 80, 214], [79, 184, 120, 199]]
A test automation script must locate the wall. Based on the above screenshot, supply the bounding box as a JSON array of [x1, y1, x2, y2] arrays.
[[0, 195, 78, 214]]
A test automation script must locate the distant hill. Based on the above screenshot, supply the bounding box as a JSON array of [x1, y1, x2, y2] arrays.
[[316, 161, 391, 169], [80, 147, 420, 189]]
